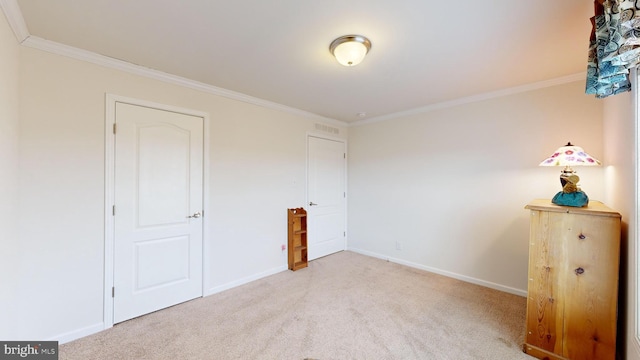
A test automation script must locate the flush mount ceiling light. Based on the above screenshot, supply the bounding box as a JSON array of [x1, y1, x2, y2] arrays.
[[329, 35, 371, 66]]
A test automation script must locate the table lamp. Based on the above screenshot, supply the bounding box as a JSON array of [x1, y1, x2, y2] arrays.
[[539, 142, 601, 207]]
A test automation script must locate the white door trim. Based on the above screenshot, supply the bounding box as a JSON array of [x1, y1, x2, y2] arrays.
[[305, 132, 348, 256], [104, 94, 210, 329], [633, 67, 640, 353]]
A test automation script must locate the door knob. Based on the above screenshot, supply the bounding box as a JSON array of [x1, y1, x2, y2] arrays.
[[309, 202, 318, 206], [187, 211, 202, 219]]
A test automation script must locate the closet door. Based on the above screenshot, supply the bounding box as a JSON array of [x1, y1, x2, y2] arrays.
[[113, 102, 204, 323]]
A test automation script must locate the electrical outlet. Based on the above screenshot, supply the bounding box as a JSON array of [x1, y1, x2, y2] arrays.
[[395, 241, 402, 250]]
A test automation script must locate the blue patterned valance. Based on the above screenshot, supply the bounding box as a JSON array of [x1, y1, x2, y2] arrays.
[[586, 0, 640, 98]]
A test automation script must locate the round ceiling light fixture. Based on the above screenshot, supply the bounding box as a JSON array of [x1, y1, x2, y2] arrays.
[[329, 35, 371, 66]]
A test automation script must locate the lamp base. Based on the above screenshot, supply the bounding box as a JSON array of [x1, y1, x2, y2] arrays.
[[551, 190, 589, 207]]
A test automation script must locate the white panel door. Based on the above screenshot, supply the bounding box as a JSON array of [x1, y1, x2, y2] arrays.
[[307, 136, 346, 260], [113, 102, 203, 324]]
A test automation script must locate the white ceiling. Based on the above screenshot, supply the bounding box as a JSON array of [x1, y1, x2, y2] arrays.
[[10, 0, 593, 123]]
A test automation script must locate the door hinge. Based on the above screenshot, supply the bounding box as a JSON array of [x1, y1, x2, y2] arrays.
[[112, 205, 115, 216], [343, 231, 346, 237], [344, 192, 346, 198], [344, 153, 346, 159], [112, 287, 115, 298], [113, 123, 117, 134]]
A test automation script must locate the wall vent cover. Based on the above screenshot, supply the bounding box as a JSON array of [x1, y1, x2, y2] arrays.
[[315, 123, 339, 135]]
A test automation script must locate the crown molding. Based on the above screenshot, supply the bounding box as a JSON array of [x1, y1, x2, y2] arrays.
[[0, 0, 341, 127], [2, 0, 585, 129], [1, 0, 347, 127], [0, 0, 29, 42], [0, 0, 347, 126], [21, 36, 346, 127], [350, 72, 587, 127]]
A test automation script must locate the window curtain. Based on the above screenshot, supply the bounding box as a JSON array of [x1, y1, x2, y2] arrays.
[[586, 0, 640, 98]]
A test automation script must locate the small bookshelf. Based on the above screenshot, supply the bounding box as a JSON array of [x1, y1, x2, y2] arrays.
[[287, 208, 308, 271]]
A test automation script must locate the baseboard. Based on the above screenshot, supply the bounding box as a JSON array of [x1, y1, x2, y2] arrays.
[[348, 247, 527, 297], [48, 255, 524, 345], [49, 322, 105, 345], [204, 264, 288, 296], [48, 265, 287, 344]]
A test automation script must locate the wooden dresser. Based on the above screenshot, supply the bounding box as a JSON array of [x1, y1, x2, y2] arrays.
[[524, 199, 621, 360]]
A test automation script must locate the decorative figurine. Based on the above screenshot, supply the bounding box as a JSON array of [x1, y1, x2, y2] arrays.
[[551, 173, 589, 207]]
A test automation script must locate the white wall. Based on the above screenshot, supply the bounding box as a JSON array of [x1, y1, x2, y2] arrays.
[[0, 5, 21, 334], [347, 81, 605, 294], [2, 7, 626, 348], [603, 88, 640, 359], [2, 43, 346, 342]]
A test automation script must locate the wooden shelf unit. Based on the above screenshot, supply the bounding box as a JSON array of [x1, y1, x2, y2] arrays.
[[523, 199, 621, 360], [287, 208, 308, 271]]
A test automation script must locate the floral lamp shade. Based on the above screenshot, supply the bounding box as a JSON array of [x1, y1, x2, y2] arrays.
[[539, 142, 600, 208], [539, 143, 601, 168]]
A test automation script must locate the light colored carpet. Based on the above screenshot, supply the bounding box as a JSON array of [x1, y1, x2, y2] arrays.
[[60, 251, 532, 359]]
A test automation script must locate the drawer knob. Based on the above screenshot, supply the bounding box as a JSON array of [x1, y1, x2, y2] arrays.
[[578, 234, 586, 240], [575, 267, 585, 275]]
